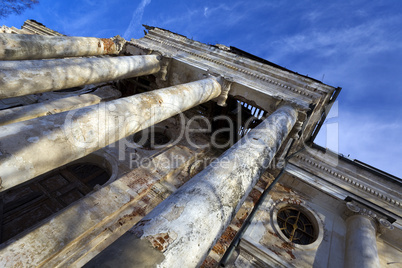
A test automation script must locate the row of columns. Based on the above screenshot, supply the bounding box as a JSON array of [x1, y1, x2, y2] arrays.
[[0, 34, 168, 191], [0, 77, 222, 191], [0, 34, 224, 191], [87, 105, 298, 267], [0, 33, 301, 267]]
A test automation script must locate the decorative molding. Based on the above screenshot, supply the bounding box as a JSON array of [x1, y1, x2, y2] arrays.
[[159, 57, 171, 82], [294, 154, 401, 208], [346, 201, 394, 230], [378, 218, 394, 229], [290, 121, 304, 139], [215, 77, 232, 107], [149, 27, 334, 94], [142, 34, 316, 99], [127, 41, 153, 54], [346, 201, 361, 213]]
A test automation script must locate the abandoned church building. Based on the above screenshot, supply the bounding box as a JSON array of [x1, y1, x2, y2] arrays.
[[0, 20, 401, 267]]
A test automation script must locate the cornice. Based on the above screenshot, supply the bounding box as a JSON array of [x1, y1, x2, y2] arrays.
[[147, 27, 334, 93], [22, 20, 64, 36], [294, 154, 401, 208], [130, 38, 313, 110], [140, 31, 326, 101]]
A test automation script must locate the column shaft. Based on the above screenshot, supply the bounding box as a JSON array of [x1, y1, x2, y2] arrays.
[[0, 34, 124, 60], [345, 215, 380, 268], [0, 87, 121, 126], [0, 55, 161, 99], [86, 105, 297, 267], [0, 77, 221, 191]]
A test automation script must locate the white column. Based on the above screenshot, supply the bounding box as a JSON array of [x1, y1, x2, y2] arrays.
[[0, 55, 161, 99], [86, 105, 298, 268], [0, 77, 221, 191], [0, 87, 121, 126], [0, 34, 125, 60], [345, 214, 380, 268]]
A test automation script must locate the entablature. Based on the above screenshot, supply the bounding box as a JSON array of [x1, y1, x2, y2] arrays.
[[288, 146, 402, 220], [127, 26, 339, 148], [142, 26, 334, 94], [129, 26, 335, 105]]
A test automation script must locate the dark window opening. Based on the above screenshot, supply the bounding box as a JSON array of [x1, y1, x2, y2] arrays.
[[210, 96, 267, 147], [133, 127, 172, 150], [118, 75, 155, 97], [0, 163, 110, 244]]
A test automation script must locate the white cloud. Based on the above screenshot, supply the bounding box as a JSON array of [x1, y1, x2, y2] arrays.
[[48, 0, 109, 36], [150, 1, 264, 38], [123, 0, 152, 39], [268, 15, 402, 63], [316, 110, 402, 178], [204, 7, 209, 17]]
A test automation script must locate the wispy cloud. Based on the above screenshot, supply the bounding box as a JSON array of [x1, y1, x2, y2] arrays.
[[202, 3, 238, 18], [123, 0, 151, 39], [269, 16, 402, 62], [203, 7, 209, 18], [60, 9, 106, 36], [46, 0, 109, 37], [316, 110, 402, 177], [152, 8, 199, 29], [147, 1, 267, 43]]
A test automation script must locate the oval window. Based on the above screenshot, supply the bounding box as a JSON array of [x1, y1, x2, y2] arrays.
[[277, 207, 318, 245]]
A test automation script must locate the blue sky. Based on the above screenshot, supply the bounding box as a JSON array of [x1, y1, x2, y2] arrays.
[[2, 0, 402, 178]]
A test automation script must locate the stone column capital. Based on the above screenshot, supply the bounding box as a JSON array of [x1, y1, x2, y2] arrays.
[[205, 71, 233, 107], [158, 56, 172, 82], [345, 201, 394, 231]]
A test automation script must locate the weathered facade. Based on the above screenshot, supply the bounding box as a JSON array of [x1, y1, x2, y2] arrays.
[[0, 20, 400, 267]]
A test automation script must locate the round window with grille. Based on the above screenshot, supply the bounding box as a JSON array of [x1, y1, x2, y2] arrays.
[[277, 207, 318, 245]]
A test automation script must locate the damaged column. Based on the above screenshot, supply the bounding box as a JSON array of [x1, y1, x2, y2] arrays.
[[0, 34, 125, 60], [87, 105, 297, 267], [0, 55, 161, 99], [0, 77, 222, 191], [345, 213, 380, 268], [0, 86, 121, 126]]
